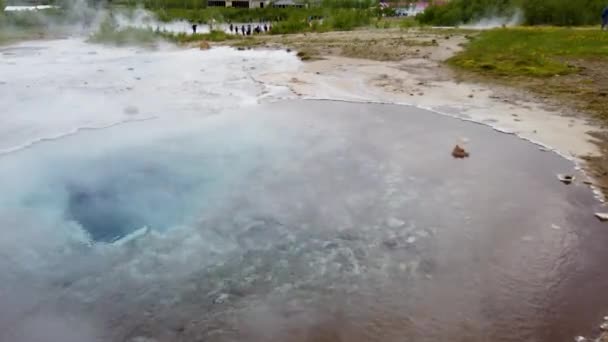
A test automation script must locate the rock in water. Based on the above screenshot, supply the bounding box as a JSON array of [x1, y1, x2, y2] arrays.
[[199, 41, 210, 50], [452, 145, 469, 158], [557, 174, 575, 184], [594, 213, 608, 222]]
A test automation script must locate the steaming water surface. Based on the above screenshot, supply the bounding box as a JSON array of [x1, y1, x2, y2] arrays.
[[1, 39, 608, 342]]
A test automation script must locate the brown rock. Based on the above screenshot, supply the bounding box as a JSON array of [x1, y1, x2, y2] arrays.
[[199, 41, 210, 50], [452, 145, 469, 158]]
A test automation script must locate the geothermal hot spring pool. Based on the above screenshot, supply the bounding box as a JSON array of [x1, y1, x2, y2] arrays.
[[2, 39, 608, 342]]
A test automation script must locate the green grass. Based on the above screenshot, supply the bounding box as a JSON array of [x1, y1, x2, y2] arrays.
[[0, 30, 35, 45], [449, 27, 608, 77], [162, 30, 235, 43], [148, 7, 378, 35]]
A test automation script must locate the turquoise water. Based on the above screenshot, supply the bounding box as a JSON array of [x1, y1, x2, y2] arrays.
[[1, 100, 608, 342]]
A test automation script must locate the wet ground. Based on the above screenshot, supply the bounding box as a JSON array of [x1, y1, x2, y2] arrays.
[[1, 39, 608, 342]]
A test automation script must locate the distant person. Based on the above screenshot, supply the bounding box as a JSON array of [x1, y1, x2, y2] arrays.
[[263, 24, 268, 32], [241, 25, 246, 35], [229, 23, 234, 33], [603, 6, 608, 30], [247, 25, 252, 36], [192, 23, 197, 34]]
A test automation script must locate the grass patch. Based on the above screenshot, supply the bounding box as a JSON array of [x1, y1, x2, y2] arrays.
[[449, 27, 608, 77], [163, 30, 235, 43], [89, 23, 160, 46], [149, 7, 377, 35]]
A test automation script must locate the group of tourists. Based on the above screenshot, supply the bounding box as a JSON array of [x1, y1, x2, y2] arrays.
[[228, 23, 272, 36], [190, 22, 272, 35]]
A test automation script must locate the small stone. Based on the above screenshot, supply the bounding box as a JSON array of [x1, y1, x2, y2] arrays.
[[551, 224, 561, 230], [583, 180, 593, 185], [452, 145, 469, 158], [468, 94, 474, 98], [386, 217, 405, 228], [594, 213, 608, 222], [574, 336, 587, 342], [406, 236, 416, 244], [127, 67, 134, 71], [286, 48, 292, 53], [557, 174, 575, 184], [199, 41, 210, 50], [601, 322, 608, 331]]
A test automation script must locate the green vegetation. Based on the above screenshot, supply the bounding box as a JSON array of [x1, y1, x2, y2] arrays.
[[0, 8, 75, 44], [89, 18, 160, 46], [119, 0, 375, 10], [270, 9, 374, 34], [522, 0, 605, 26], [149, 6, 378, 34], [418, 0, 607, 26], [88, 15, 236, 46], [418, 0, 517, 26], [109, 0, 383, 34], [449, 27, 608, 77], [161, 29, 235, 42]]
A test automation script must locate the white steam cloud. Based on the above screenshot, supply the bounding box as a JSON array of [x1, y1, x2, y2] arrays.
[[463, 8, 523, 29]]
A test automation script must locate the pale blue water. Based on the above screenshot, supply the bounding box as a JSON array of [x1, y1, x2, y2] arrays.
[[2, 100, 608, 342]]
